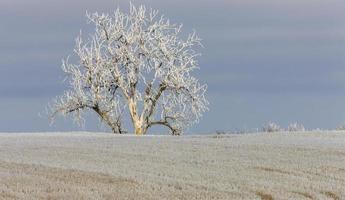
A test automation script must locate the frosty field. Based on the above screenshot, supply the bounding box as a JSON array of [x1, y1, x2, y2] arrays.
[[0, 132, 344, 199]]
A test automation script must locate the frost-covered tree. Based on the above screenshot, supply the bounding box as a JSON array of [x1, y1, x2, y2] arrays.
[[262, 122, 281, 133], [287, 122, 305, 132], [50, 4, 208, 135]]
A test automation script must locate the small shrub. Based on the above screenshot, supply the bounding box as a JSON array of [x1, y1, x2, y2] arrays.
[[262, 122, 281, 133], [288, 122, 305, 132], [336, 123, 345, 131], [216, 130, 227, 135]]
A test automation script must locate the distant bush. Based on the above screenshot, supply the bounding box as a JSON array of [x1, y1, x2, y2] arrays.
[[287, 122, 305, 132], [216, 130, 227, 135], [262, 122, 281, 133], [336, 124, 345, 131]]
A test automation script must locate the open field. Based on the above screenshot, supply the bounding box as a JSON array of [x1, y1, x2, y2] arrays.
[[0, 132, 345, 199]]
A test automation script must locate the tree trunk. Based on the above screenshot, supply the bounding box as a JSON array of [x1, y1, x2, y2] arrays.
[[128, 99, 147, 135], [133, 118, 148, 135], [135, 126, 143, 135]]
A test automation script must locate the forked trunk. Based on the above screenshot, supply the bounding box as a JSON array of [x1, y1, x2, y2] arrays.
[[128, 99, 147, 135], [133, 117, 148, 135], [134, 126, 143, 135]]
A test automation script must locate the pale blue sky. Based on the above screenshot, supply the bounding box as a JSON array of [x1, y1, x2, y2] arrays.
[[1, 0, 345, 133]]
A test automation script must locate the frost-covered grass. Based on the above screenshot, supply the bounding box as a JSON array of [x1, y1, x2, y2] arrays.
[[0, 131, 345, 199]]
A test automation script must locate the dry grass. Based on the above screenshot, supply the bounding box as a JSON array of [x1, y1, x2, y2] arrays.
[[322, 191, 341, 200], [291, 191, 313, 199], [0, 161, 141, 200], [254, 166, 296, 176], [255, 191, 274, 200], [0, 131, 345, 199]]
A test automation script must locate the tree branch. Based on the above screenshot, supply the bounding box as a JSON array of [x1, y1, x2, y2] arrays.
[[148, 118, 180, 135]]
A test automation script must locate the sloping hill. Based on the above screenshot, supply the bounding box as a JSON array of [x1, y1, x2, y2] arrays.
[[0, 132, 344, 199]]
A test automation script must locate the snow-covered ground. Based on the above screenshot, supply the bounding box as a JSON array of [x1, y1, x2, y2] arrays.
[[0, 131, 344, 199]]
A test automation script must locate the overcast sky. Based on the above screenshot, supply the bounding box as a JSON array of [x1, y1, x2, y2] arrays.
[[1, 0, 345, 133]]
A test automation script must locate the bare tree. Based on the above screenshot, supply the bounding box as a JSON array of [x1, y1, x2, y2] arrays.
[[50, 4, 208, 135]]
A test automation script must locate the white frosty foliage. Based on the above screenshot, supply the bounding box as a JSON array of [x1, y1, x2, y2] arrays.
[[51, 4, 208, 135], [287, 122, 305, 132], [262, 122, 281, 133]]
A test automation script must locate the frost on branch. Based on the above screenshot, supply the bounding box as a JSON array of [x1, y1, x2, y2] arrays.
[[50, 4, 208, 135]]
